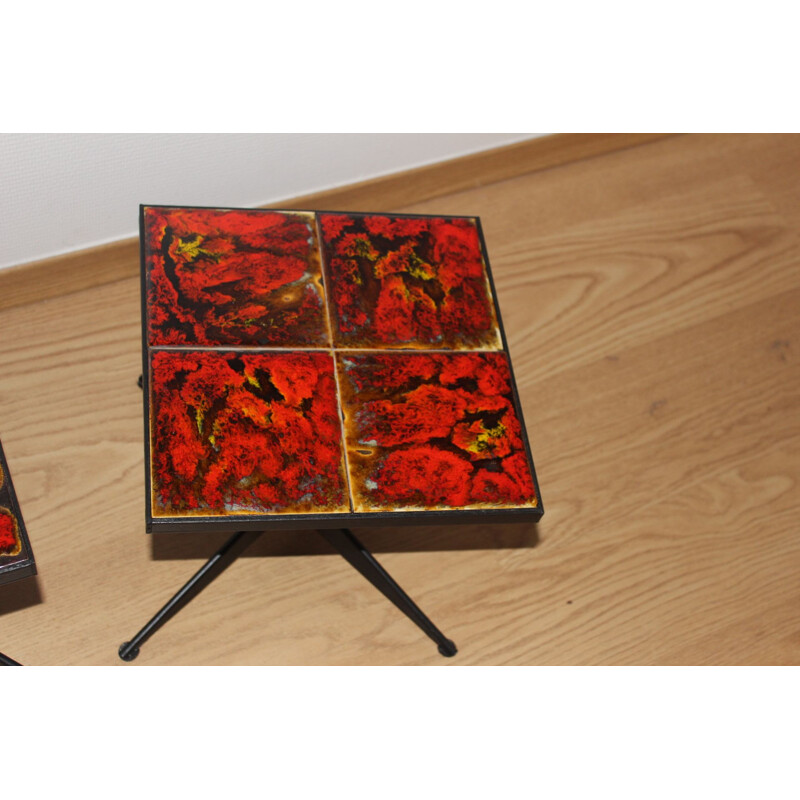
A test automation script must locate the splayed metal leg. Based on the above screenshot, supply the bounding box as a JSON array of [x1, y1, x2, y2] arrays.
[[0, 651, 21, 666], [320, 529, 457, 657], [119, 530, 262, 662], [118, 526, 457, 662]]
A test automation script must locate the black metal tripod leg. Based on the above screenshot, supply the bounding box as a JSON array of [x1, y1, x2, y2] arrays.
[[119, 530, 262, 662], [0, 651, 21, 666], [320, 529, 457, 658]]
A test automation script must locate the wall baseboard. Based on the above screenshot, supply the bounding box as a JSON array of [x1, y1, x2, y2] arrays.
[[0, 133, 676, 311]]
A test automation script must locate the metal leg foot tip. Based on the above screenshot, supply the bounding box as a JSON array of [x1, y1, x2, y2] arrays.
[[119, 642, 140, 662], [438, 639, 457, 658]]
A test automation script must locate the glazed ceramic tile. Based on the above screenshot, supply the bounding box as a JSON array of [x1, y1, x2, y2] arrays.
[[149, 349, 349, 517], [318, 213, 502, 350], [144, 206, 329, 347], [336, 352, 538, 512]]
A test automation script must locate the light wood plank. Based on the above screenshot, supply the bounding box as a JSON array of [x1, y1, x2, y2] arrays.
[[0, 134, 673, 311], [0, 133, 798, 665]]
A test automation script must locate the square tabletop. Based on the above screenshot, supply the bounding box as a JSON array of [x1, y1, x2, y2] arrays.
[[140, 206, 543, 533], [0, 441, 36, 586]]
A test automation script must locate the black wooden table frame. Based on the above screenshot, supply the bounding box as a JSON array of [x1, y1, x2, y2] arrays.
[[122, 205, 544, 662]]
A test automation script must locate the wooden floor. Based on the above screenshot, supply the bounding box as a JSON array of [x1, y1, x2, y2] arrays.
[[1, 133, 798, 665]]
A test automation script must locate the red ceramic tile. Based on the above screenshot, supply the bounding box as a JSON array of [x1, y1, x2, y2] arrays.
[[144, 207, 329, 347], [319, 213, 502, 349], [149, 350, 349, 517], [0, 507, 20, 556], [337, 352, 538, 512]]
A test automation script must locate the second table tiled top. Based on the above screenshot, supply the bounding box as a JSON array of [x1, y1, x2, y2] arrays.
[[142, 206, 541, 529], [0, 440, 36, 585]]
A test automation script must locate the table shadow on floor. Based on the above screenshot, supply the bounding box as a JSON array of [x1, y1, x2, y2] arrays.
[[0, 576, 44, 615], [151, 521, 541, 561]]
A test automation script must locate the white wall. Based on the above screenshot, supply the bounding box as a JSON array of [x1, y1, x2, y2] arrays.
[[0, 133, 545, 270]]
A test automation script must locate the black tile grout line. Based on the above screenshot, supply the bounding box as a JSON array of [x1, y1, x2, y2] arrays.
[[311, 212, 336, 352], [148, 345, 333, 352], [148, 346, 505, 353], [315, 212, 355, 514]]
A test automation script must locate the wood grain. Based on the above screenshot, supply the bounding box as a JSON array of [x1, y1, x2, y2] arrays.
[[0, 133, 798, 665], [0, 134, 673, 312]]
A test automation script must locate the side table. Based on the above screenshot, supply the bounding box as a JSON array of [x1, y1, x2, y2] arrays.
[[120, 206, 543, 661], [0, 440, 36, 666]]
